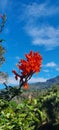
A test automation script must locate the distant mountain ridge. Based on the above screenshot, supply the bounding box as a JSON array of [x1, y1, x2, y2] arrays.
[[29, 75, 59, 90], [0, 75, 59, 100]]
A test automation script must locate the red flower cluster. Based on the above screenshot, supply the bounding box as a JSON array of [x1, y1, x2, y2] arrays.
[[12, 51, 42, 89], [18, 51, 42, 75]]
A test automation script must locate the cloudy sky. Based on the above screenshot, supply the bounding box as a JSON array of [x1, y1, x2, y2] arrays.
[[0, 0, 59, 88]]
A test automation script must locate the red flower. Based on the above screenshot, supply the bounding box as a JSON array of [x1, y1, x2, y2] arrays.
[[18, 51, 42, 76], [12, 51, 42, 89], [24, 82, 29, 89]]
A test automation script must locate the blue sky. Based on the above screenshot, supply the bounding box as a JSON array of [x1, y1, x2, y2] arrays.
[[0, 0, 59, 87]]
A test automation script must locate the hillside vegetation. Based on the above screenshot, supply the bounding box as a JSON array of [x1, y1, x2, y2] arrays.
[[0, 85, 59, 130]]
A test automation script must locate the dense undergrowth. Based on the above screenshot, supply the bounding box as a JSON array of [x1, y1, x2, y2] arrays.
[[0, 86, 59, 130]]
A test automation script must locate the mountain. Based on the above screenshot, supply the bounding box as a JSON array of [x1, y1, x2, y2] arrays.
[[29, 75, 59, 90], [0, 75, 59, 100]]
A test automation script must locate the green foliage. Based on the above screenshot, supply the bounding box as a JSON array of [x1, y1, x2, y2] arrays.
[[0, 86, 59, 130], [0, 99, 44, 130]]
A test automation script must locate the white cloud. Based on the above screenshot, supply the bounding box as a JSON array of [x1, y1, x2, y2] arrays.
[[45, 62, 57, 67], [25, 25, 59, 50], [21, 2, 59, 20], [19, 2, 59, 50], [4, 76, 47, 85], [29, 77, 47, 83], [7, 76, 19, 85]]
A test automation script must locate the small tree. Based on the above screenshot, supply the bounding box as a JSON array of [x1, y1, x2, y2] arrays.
[[0, 14, 6, 66], [0, 14, 8, 85], [0, 14, 6, 33]]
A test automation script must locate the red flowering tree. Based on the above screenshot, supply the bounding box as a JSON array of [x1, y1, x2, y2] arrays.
[[0, 34, 42, 100], [12, 51, 42, 90]]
